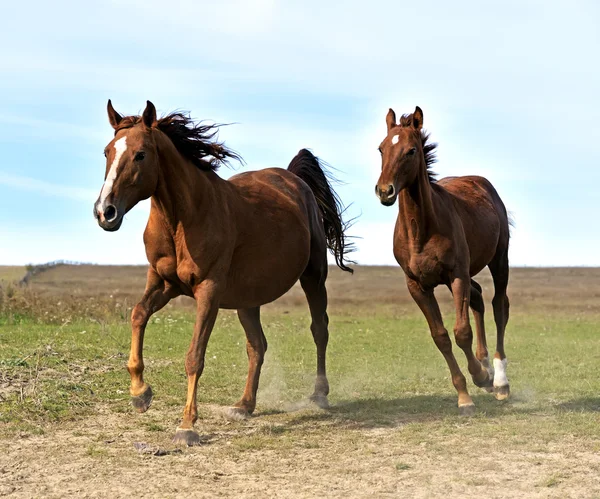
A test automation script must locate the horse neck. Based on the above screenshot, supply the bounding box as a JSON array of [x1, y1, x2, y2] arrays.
[[397, 157, 438, 249], [151, 134, 222, 232]]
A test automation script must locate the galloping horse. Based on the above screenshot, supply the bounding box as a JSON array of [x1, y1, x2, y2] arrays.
[[375, 106, 510, 415], [94, 100, 353, 445]]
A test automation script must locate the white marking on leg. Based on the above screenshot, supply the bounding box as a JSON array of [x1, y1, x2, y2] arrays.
[[391, 134, 399, 145], [493, 358, 508, 387], [97, 136, 127, 210]]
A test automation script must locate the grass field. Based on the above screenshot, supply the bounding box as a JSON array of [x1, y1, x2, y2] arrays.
[[1, 265, 600, 497]]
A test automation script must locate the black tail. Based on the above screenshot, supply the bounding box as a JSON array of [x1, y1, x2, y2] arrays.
[[288, 149, 354, 273]]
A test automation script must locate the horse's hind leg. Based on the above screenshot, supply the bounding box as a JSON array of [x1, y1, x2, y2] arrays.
[[227, 307, 267, 420], [470, 279, 494, 390], [488, 248, 511, 400], [300, 260, 330, 409]]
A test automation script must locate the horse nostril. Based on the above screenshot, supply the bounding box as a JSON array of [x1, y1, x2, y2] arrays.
[[104, 205, 118, 223], [386, 185, 395, 197]]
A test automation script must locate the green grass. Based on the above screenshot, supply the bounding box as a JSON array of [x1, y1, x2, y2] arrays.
[[2, 286, 600, 497], [1, 306, 599, 442]]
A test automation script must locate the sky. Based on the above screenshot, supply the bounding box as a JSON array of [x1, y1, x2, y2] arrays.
[[1, 0, 599, 266]]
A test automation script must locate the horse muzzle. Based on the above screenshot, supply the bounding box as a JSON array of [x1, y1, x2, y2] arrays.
[[375, 183, 397, 206], [94, 202, 124, 232]]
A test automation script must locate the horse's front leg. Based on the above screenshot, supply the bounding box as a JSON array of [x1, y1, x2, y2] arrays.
[[450, 274, 493, 391], [405, 276, 474, 415], [173, 280, 221, 446], [128, 269, 180, 413]]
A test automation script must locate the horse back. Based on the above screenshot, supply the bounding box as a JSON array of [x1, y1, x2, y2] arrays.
[[228, 168, 320, 230], [436, 175, 509, 273]]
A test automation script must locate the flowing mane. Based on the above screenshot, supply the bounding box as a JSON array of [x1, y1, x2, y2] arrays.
[[398, 113, 437, 182], [115, 112, 242, 171]]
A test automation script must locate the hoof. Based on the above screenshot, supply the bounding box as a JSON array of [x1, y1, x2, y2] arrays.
[[131, 385, 153, 413], [494, 384, 510, 401], [458, 403, 476, 417], [309, 394, 330, 409], [224, 406, 251, 421], [172, 428, 202, 446], [473, 371, 494, 391]]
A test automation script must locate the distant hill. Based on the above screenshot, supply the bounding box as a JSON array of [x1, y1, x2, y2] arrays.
[[10, 264, 600, 314]]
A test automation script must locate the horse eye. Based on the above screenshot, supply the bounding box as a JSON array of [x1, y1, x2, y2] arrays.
[[407, 147, 416, 156], [134, 151, 146, 161], [378, 147, 383, 155], [103, 150, 107, 158]]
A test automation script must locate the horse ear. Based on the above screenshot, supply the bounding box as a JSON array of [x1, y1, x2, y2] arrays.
[[386, 108, 396, 131], [107, 99, 123, 129], [142, 100, 157, 128], [412, 106, 423, 130]]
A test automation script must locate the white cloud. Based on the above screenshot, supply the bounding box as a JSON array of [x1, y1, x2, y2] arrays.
[[0, 114, 105, 143], [0, 172, 97, 202]]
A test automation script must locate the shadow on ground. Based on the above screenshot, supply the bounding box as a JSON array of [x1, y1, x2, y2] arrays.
[[556, 397, 600, 412], [254, 392, 547, 431]]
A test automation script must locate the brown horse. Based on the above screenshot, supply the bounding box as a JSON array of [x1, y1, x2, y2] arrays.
[[375, 106, 510, 415], [94, 100, 353, 445]]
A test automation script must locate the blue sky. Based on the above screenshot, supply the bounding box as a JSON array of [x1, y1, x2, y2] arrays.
[[1, 0, 599, 266]]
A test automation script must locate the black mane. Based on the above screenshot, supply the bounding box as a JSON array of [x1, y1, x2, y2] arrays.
[[115, 112, 242, 171], [398, 113, 438, 183]]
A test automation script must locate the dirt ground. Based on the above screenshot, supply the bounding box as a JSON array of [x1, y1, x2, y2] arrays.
[[2, 403, 600, 499]]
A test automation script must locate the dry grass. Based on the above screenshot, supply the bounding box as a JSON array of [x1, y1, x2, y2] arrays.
[[0, 266, 25, 283], [7, 264, 600, 321], [1, 265, 600, 498]]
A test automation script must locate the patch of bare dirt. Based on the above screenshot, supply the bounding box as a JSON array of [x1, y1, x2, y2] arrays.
[[1, 405, 599, 498]]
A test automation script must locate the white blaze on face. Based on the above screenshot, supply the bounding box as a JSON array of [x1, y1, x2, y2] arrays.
[[97, 136, 127, 211], [493, 357, 509, 387], [391, 134, 399, 145]]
